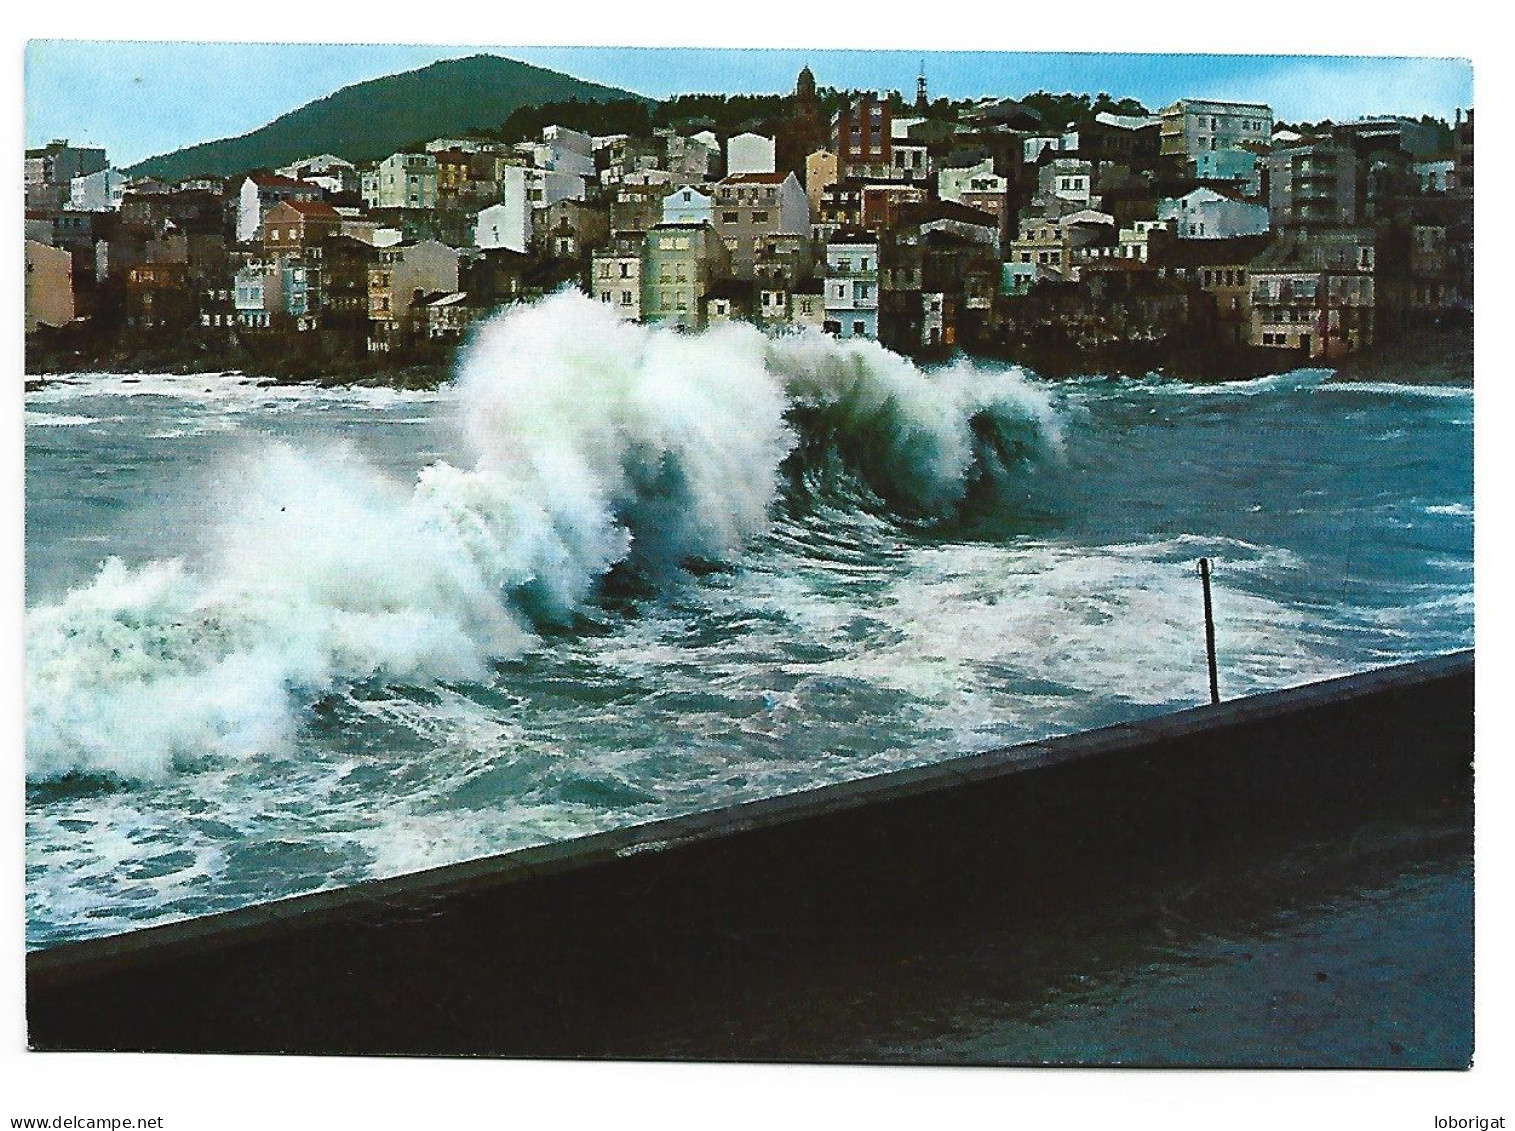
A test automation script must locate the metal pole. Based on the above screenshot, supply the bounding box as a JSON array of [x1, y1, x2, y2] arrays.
[[1199, 557, 1220, 704]]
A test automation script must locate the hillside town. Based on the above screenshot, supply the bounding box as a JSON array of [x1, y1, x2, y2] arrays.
[[23, 67, 1474, 380]]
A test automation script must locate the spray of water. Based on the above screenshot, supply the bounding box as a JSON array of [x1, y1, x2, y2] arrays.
[[26, 291, 1061, 782]]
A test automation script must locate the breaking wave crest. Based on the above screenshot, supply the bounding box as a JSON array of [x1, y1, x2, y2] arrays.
[[26, 291, 1061, 783]]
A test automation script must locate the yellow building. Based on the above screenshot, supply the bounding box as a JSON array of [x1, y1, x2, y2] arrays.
[[25, 239, 74, 332]]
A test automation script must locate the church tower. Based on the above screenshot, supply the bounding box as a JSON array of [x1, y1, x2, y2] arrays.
[[778, 64, 825, 175], [797, 64, 817, 105]]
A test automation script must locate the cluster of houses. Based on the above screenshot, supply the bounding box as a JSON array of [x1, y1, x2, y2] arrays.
[[23, 68, 1474, 369]]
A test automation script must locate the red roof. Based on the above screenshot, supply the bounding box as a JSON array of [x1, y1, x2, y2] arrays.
[[281, 199, 340, 219]]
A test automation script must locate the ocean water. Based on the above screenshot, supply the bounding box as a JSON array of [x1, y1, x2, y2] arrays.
[[23, 292, 1474, 950]]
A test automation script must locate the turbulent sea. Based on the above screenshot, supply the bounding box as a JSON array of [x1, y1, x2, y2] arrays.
[[24, 292, 1473, 949]]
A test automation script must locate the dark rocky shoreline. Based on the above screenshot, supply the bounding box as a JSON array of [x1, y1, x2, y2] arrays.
[[24, 317, 1471, 390]]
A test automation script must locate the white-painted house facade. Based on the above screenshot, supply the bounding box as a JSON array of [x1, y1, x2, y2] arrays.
[[236, 173, 323, 244], [938, 158, 1009, 204], [474, 167, 588, 254], [1038, 157, 1095, 208], [528, 125, 596, 179], [662, 186, 714, 226], [823, 231, 881, 340], [363, 153, 439, 211], [68, 167, 129, 212], [1157, 187, 1270, 240], [711, 171, 810, 280], [276, 154, 358, 196], [726, 133, 777, 176]]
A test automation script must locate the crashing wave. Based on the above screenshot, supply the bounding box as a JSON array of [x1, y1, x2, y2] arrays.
[[25, 291, 1062, 783]]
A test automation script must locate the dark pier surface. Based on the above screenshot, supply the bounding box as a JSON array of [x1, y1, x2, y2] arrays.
[[28, 652, 1474, 1065]]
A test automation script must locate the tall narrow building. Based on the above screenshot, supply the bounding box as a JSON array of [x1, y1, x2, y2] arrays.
[[778, 65, 827, 175]]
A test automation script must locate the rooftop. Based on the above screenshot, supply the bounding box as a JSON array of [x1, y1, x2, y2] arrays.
[[827, 226, 878, 245], [279, 200, 341, 219], [1149, 231, 1274, 268], [722, 172, 791, 185], [898, 199, 999, 229]]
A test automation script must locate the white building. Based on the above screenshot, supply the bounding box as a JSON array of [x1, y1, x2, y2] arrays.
[[233, 262, 276, 328], [1158, 187, 1270, 239], [620, 169, 678, 187], [474, 202, 524, 254], [542, 125, 593, 156], [823, 231, 880, 339], [68, 167, 129, 212], [1039, 158, 1095, 207], [424, 137, 493, 154], [1024, 135, 1070, 164], [276, 154, 358, 196], [528, 125, 597, 179], [662, 186, 713, 225], [938, 158, 1009, 204], [235, 173, 322, 244], [364, 153, 438, 210], [1159, 99, 1273, 159], [1118, 218, 1173, 262], [474, 167, 588, 254], [726, 133, 777, 176]]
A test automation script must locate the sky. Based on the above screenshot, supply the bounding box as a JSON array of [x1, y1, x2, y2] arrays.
[[24, 40, 1473, 169]]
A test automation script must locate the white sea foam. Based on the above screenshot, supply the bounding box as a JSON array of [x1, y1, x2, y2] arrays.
[[788, 537, 1342, 712], [26, 291, 1061, 782], [25, 370, 444, 413], [1318, 381, 1472, 399], [25, 412, 99, 427]]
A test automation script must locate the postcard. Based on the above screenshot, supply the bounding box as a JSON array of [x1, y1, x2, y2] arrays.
[[16, 29, 1484, 1125]]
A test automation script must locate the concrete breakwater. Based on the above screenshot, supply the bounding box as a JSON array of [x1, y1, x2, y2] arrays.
[[28, 651, 1474, 1061]]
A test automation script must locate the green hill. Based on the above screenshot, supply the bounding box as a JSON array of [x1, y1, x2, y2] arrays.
[[127, 54, 644, 180]]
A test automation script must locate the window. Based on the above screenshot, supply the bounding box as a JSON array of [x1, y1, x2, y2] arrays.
[[752, 210, 769, 223], [621, 291, 633, 306], [723, 211, 739, 223], [853, 321, 865, 336]]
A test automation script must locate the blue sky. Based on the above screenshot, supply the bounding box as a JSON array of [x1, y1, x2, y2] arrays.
[[25, 41, 1473, 168]]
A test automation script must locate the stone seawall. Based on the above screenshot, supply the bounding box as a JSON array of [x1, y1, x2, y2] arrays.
[[28, 651, 1474, 1060]]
